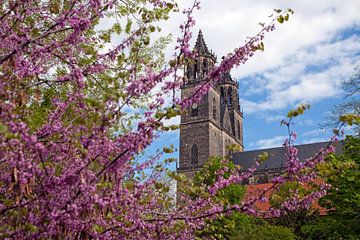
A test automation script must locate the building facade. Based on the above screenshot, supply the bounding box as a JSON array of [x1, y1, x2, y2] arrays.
[[178, 31, 244, 178], [177, 31, 344, 184]]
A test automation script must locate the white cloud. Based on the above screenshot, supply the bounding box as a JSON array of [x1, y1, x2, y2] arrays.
[[302, 128, 327, 137], [161, 0, 359, 74], [161, 116, 180, 127], [263, 114, 284, 123], [142, 0, 359, 149], [241, 35, 360, 113], [253, 135, 287, 149], [156, 0, 359, 115], [297, 118, 317, 127], [302, 137, 329, 144]]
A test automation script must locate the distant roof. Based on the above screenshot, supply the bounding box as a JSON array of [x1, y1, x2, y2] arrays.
[[232, 141, 344, 171], [245, 182, 328, 215]]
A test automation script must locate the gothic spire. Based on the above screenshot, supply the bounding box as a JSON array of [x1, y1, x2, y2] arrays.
[[194, 30, 211, 56]]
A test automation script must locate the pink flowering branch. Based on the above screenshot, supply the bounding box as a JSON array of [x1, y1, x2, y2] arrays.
[[0, 1, 317, 238]]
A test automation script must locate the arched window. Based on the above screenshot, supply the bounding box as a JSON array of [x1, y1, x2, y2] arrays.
[[186, 63, 192, 81], [191, 104, 198, 117], [220, 87, 225, 104], [191, 144, 198, 165], [203, 59, 208, 76], [227, 87, 232, 105], [237, 120, 241, 139], [194, 60, 198, 80], [212, 98, 217, 120]]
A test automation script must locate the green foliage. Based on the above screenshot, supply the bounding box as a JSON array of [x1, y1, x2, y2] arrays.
[[339, 113, 360, 126], [277, 136, 360, 239], [274, 8, 294, 24], [327, 66, 360, 135], [198, 212, 296, 240], [225, 144, 243, 155], [194, 157, 295, 239], [286, 104, 310, 118], [270, 181, 311, 208], [193, 157, 245, 205], [257, 151, 269, 163], [300, 217, 357, 240], [163, 144, 175, 153]]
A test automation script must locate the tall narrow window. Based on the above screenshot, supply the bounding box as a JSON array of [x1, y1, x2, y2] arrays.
[[237, 120, 241, 139], [191, 144, 198, 165], [220, 87, 225, 104], [194, 60, 198, 80], [228, 87, 232, 105], [212, 98, 217, 120], [186, 63, 192, 81], [203, 59, 208, 76]]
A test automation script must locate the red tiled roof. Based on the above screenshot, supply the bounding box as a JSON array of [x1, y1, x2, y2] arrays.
[[245, 182, 328, 216]]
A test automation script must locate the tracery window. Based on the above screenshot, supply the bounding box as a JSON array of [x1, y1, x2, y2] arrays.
[[194, 60, 198, 79], [227, 87, 232, 105], [203, 59, 208, 76], [220, 87, 225, 104], [191, 144, 198, 165], [212, 98, 217, 120]]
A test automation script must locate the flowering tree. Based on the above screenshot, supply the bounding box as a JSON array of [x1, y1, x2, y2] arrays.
[[0, 0, 339, 238]]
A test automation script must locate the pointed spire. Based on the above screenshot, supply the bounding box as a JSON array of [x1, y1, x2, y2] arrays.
[[194, 29, 211, 56]]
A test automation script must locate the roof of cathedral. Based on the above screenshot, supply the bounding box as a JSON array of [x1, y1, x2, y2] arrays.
[[194, 30, 216, 59], [232, 140, 344, 172]]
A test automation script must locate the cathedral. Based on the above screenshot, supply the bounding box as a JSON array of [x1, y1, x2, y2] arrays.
[[177, 30, 343, 183], [178, 30, 244, 178]]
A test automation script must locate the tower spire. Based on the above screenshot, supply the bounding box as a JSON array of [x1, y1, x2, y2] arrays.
[[194, 29, 211, 56]]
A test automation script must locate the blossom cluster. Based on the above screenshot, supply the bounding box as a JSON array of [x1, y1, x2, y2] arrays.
[[0, 0, 334, 239]]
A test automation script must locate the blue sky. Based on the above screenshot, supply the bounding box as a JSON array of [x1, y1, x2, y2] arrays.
[[142, 0, 360, 167]]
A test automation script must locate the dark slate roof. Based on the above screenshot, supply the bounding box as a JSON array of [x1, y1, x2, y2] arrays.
[[232, 141, 344, 171]]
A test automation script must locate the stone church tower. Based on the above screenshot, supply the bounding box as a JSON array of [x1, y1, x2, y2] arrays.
[[178, 31, 244, 178]]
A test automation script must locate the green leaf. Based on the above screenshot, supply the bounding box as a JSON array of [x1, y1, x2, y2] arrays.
[[284, 13, 289, 21], [0, 122, 8, 134], [92, 224, 104, 233], [24, 223, 38, 233], [113, 23, 122, 34], [143, 36, 150, 45], [258, 152, 269, 162], [277, 15, 284, 23], [149, 25, 156, 32], [125, 20, 132, 34], [163, 144, 174, 153]]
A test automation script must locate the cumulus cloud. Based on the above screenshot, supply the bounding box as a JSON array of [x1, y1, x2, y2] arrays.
[[157, 0, 359, 115], [150, 0, 359, 148], [302, 137, 329, 144], [302, 128, 326, 137], [241, 35, 360, 113], [252, 135, 287, 149]]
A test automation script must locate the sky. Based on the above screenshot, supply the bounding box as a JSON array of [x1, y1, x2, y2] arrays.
[[143, 0, 360, 166]]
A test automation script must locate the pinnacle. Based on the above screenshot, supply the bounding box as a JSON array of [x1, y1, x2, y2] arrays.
[[194, 29, 211, 56]]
